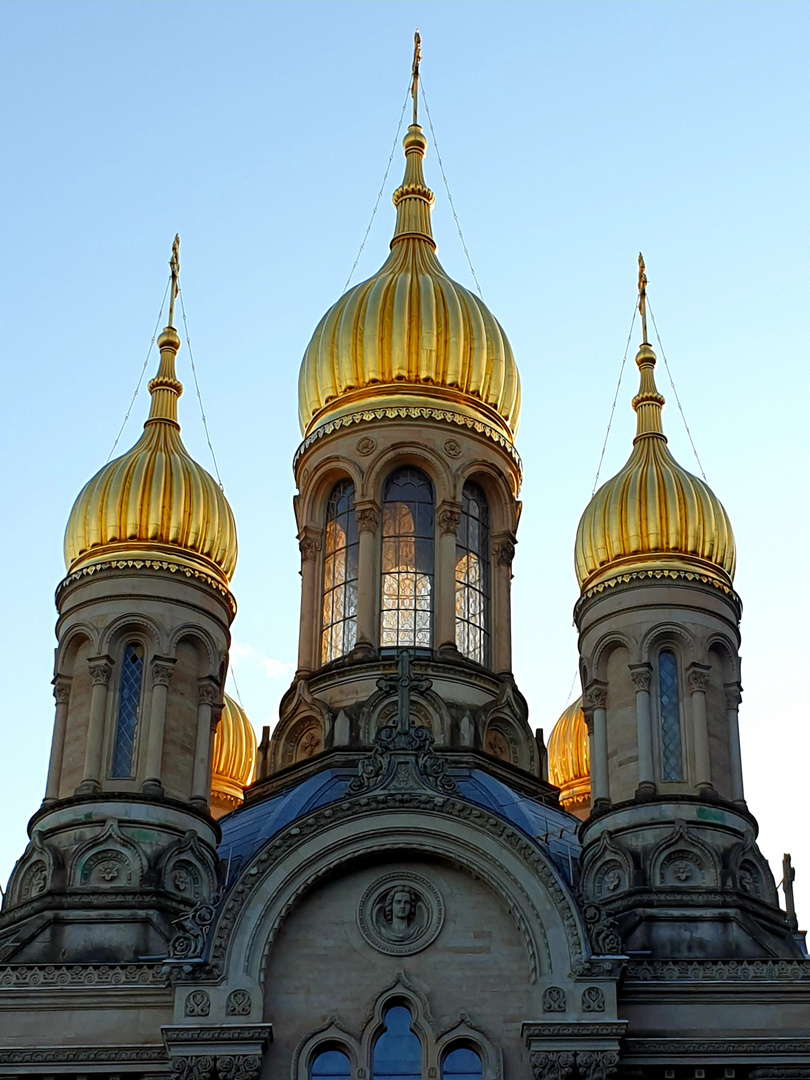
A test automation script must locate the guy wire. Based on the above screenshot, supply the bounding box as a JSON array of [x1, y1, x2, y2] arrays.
[[178, 288, 225, 490], [590, 298, 638, 497]]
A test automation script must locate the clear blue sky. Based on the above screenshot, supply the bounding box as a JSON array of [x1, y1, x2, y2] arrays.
[[1, 0, 808, 919]]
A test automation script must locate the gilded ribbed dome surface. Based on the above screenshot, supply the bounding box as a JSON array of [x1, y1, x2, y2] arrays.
[[211, 693, 257, 809], [64, 327, 237, 587], [548, 696, 590, 813], [298, 124, 520, 439], [575, 342, 735, 592]]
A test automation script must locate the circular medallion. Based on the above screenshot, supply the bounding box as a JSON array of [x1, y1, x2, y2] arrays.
[[357, 872, 444, 956]]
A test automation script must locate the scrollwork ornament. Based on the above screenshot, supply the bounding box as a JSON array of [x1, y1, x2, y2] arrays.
[[298, 533, 322, 561], [226, 988, 252, 1016], [580, 900, 622, 956], [542, 985, 566, 1012], [356, 506, 380, 533], [438, 507, 461, 535], [198, 682, 220, 707], [687, 667, 710, 693], [444, 438, 461, 457], [88, 660, 113, 686], [577, 1051, 619, 1080], [217, 1055, 263, 1080], [629, 667, 652, 692], [356, 436, 376, 456], [582, 986, 606, 1012], [184, 989, 210, 1017], [151, 659, 176, 687], [585, 684, 607, 710], [171, 1055, 215, 1080], [529, 1051, 574, 1080]]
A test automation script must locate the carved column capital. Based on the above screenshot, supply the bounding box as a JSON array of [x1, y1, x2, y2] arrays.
[[218, 1056, 263, 1080], [629, 663, 652, 692], [577, 1051, 619, 1080], [52, 676, 72, 704], [198, 680, 221, 707], [584, 682, 608, 710], [529, 1051, 575, 1080], [437, 501, 462, 536], [355, 502, 380, 533], [686, 663, 711, 694], [87, 655, 114, 686], [494, 534, 517, 566], [724, 681, 743, 709], [298, 527, 322, 561], [151, 656, 177, 687]]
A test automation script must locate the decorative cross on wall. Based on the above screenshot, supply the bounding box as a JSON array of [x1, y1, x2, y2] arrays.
[[377, 650, 432, 737]]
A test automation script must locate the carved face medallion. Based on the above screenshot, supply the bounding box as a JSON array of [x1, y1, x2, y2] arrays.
[[357, 872, 444, 956]]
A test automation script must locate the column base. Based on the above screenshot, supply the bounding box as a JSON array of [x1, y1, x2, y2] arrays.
[[696, 782, 718, 801], [141, 779, 165, 799], [634, 781, 658, 801], [74, 780, 100, 796], [590, 797, 612, 817]]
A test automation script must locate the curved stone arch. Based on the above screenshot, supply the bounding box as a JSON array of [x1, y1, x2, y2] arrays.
[[727, 831, 778, 906], [638, 622, 696, 667], [365, 443, 455, 509], [454, 462, 519, 536], [293, 1017, 361, 1080], [99, 612, 164, 659], [358, 972, 436, 1075], [703, 632, 740, 681], [649, 819, 721, 889], [55, 623, 99, 675], [158, 829, 217, 904], [436, 1012, 503, 1080], [480, 680, 536, 772], [297, 457, 365, 533], [590, 631, 636, 683], [69, 818, 146, 889], [209, 798, 590, 989], [168, 624, 222, 678], [7, 831, 62, 907], [580, 829, 635, 902], [270, 680, 332, 772], [360, 687, 452, 746]]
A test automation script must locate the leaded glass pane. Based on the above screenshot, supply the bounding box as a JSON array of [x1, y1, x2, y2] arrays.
[[312, 1049, 352, 1080], [373, 1006, 421, 1080], [455, 483, 490, 665], [321, 481, 359, 664], [380, 468, 434, 648], [659, 650, 684, 781], [111, 643, 143, 778], [442, 1048, 482, 1080]]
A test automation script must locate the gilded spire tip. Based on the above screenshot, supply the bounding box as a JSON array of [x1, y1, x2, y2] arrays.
[[411, 29, 422, 126], [168, 233, 181, 329], [637, 251, 648, 344]]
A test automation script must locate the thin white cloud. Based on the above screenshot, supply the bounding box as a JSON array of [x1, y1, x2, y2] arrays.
[[231, 640, 294, 681]]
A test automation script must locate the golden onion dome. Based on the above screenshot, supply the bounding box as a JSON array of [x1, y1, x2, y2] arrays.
[[548, 696, 590, 814], [575, 339, 735, 593], [211, 693, 257, 811], [64, 324, 237, 588], [297, 122, 521, 441]]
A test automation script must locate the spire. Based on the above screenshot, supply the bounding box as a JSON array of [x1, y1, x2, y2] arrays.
[[391, 32, 435, 249], [147, 235, 183, 428], [632, 253, 665, 441]]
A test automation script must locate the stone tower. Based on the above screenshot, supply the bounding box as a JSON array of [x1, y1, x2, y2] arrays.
[[0, 243, 238, 962]]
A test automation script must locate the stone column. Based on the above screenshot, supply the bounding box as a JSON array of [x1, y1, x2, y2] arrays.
[[629, 663, 656, 795], [142, 657, 176, 797], [436, 502, 461, 650], [584, 681, 610, 809], [687, 663, 713, 794], [44, 675, 72, 802], [724, 681, 745, 804], [354, 502, 380, 655], [77, 655, 113, 795], [191, 679, 221, 808], [296, 527, 322, 676], [492, 533, 516, 672]]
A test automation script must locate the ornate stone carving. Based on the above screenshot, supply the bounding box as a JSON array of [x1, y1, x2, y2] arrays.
[[151, 657, 176, 687], [581, 986, 606, 1012], [168, 897, 220, 960], [218, 1055, 263, 1080], [577, 1050, 619, 1080], [298, 530, 322, 561], [629, 666, 652, 692], [529, 1051, 574, 1080], [356, 436, 376, 456], [184, 989, 211, 1017], [198, 682, 221, 707], [0, 963, 166, 987], [444, 438, 461, 457], [659, 849, 704, 887], [496, 539, 516, 566], [357, 872, 444, 956], [542, 986, 566, 1012], [171, 1055, 215, 1080], [226, 988, 252, 1016], [580, 901, 622, 956], [88, 658, 113, 686], [438, 505, 461, 535], [625, 958, 810, 982], [355, 505, 380, 532], [53, 677, 72, 704], [584, 684, 607, 710], [687, 665, 710, 693], [724, 682, 743, 710]]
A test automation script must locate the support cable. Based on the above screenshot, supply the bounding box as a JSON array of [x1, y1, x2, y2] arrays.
[[342, 85, 411, 295], [106, 278, 171, 462], [420, 80, 485, 300], [590, 299, 638, 497], [647, 298, 707, 480], [228, 664, 245, 710], [178, 288, 225, 490]]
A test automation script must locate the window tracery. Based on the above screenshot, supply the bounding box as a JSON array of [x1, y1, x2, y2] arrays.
[[455, 483, 490, 665], [658, 649, 684, 781], [380, 468, 434, 649], [110, 642, 144, 778], [322, 480, 359, 664]]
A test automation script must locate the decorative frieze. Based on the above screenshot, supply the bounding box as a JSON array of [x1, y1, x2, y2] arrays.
[[530, 1051, 574, 1080]]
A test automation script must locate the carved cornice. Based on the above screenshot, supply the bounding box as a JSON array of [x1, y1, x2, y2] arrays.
[[624, 1038, 810, 1055], [163, 1026, 272, 1045], [0, 1044, 165, 1066], [58, 559, 236, 614], [576, 566, 741, 616], [0, 962, 167, 988], [625, 958, 810, 982]]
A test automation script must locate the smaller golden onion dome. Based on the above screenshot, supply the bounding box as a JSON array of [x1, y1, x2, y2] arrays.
[[297, 121, 521, 440], [548, 696, 590, 814], [575, 339, 735, 592], [210, 693, 257, 814], [64, 323, 237, 587]]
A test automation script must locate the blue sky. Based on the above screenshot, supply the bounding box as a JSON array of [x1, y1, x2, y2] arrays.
[[1, 0, 808, 919]]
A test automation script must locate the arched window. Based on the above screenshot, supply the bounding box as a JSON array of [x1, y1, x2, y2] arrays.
[[322, 480, 359, 664], [455, 483, 490, 665], [380, 468, 434, 649], [373, 1005, 421, 1080], [111, 642, 144, 778], [442, 1047, 483, 1080], [311, 1049, 352, 1080], [658, 650, 684, 781]]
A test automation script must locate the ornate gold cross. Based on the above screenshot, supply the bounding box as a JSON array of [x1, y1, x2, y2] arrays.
[[411, 30, 422, 125], [168, 233, 180, 327]]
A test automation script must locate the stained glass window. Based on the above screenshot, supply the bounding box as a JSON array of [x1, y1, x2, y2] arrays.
[[373, 1006, 421, 1080], [321, 481, 359, 664], [455, 483, 490, 665], [659, 650, 684, 781], [380, 469, 434, 649], [111, 642, 144, 778], [442, 1047, 482, 1080], [312, 1049, 352, 1080]]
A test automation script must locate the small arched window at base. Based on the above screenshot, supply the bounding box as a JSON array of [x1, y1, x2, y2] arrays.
[[311, 1049, 352, 1080], [373, 1005, 421, 1080], [443, 1047, 483, 1080], [110, 642, 144, 779]]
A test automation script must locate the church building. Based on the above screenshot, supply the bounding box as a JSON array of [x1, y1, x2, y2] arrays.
[[0, 47, 808, 1080]]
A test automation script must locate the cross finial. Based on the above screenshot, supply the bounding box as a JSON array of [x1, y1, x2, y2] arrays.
[[782, 853, 799, 932], [377, 650, 432, 737], [638, 251, 648, 343], [411, 29, 422, 125], [168, 233, 181, 328]]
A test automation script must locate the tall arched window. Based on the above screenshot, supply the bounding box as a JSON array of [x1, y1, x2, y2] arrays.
[[373, 1006, 421, 1080], [380, 468, 434, 649], [455, 482, 490, 665], [311, 1049, 352, 1080], [322, 480, 359, 664], [442, 1047, 483, 1080], [659, 650, 684, 781], [111, 642, 144, 778]]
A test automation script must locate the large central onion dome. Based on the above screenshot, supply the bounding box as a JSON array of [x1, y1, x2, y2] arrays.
[[64, 325, 237, 588], [298, 123, 521, 440], [575, 339, 735, 593]]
